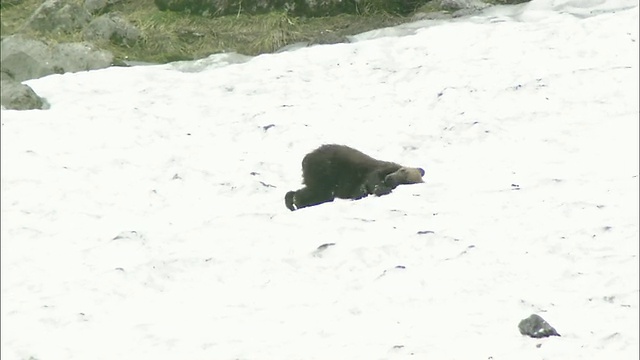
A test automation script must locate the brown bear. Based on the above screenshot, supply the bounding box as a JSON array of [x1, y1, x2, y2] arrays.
[[285, 144, 425, 211]]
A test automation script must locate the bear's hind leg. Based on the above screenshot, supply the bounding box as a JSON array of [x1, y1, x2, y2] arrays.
[[285, 187, 334, 211]]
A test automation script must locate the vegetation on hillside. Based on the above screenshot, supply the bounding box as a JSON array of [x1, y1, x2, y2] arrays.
[[1, 0, 476, 64]]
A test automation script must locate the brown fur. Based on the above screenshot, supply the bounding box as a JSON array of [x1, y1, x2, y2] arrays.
[[285, 144, 424, 211]]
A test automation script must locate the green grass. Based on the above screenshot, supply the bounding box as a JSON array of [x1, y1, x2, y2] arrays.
[[0, 0, 451, 64]]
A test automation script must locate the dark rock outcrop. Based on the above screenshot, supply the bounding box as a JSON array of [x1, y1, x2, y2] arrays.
[[0, 34, 113, 109], [50, 41, 115, 72], [1, 35, 114, 82], [83, 12, 141, 46], [0, 0, 131, 110], [1, 72, 48, 110], [518, 314, 561, 338], [0, 36, 52, 82], [24, 0, 92, 33]]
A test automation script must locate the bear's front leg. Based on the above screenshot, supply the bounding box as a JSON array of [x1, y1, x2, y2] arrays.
[[352, 183, 371, 200], [362, 170, 395, 197], [371, 184, 394, 196]]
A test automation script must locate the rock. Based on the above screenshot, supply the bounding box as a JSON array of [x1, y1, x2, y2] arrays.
[[1, 72, 48, 110], [518, 314, 560, 338], [1, 35, 54, 82], [1, 35, 114, 82], [50, 42, 115, 73], [83, 12, 141, 46], [25, 0, 92, 33]]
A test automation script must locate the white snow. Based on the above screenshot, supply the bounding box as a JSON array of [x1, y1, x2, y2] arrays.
[[1, 0, 638, 359]]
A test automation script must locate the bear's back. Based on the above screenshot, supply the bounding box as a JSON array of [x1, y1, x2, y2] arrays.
[[301, 144, 397, 192]]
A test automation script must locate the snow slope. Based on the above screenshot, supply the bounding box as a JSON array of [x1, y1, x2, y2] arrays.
[[1, 0, 638, 359]]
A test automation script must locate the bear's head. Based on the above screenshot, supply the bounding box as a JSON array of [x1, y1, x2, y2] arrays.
[[384, 167, 425, 188]]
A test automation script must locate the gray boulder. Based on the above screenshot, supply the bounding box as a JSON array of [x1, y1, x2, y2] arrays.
[[1, 72, 48, 110], [83, 12, 141, 46], [1, 36, 53, 81], [1, 34, 114, 82], [50, 42, 115, 73], [518, 314, 560, 338], [24, 0, 92, 33]]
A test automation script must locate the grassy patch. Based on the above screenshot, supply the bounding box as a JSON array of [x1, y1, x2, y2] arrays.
[[1, 0, 452, 64]]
